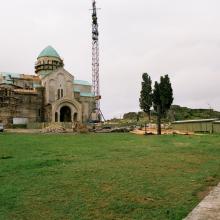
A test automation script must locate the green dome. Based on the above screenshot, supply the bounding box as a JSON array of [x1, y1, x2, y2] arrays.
[[38, 46, 61, 59]]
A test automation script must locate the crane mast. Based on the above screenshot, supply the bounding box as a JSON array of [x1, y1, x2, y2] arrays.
[[91, 0, 103, 121]]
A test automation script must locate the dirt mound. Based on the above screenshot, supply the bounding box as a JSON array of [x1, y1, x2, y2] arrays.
[[131, 128, 194, 135]]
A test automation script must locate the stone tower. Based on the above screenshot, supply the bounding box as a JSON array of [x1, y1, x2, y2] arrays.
[[35, 46, 64, 78]]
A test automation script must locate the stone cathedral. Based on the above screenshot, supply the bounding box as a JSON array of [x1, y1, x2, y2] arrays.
[[0, 46, 95, 127]]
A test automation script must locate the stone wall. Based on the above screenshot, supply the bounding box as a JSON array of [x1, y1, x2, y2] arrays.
[[41, 68, 74, 104], [0, 86, 44, 127], [27, 122, 76, 129]]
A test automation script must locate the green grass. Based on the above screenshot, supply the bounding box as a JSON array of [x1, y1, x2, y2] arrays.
[[0, 133, 220, 220]]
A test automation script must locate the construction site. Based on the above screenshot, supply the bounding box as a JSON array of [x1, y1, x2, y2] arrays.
[[0, 1, 102, 129]]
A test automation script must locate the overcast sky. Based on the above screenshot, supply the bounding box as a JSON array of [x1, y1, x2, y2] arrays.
[[0, 0, 219, 119]]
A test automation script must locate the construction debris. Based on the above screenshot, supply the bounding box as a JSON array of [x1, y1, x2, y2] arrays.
[[95, 126, 134, 133], [41, 124, 66, 133], [131, 128, 194, 136], [77, 124, 89, 133]]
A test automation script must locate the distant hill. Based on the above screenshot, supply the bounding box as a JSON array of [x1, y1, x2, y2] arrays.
[[169, 105, 220, 121], [121, 105, 220, 122]]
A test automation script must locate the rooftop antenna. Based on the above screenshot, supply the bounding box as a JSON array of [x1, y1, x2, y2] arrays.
[[91, 0, 105, 122]]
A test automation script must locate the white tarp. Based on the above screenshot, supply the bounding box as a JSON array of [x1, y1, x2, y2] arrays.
[[13, 118, 28, 125]]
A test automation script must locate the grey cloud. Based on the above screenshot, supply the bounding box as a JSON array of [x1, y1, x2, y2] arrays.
[[0, 0, 219, 118]]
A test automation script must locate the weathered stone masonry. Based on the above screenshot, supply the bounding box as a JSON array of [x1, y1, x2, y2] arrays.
[[0, 46, 95, 127]]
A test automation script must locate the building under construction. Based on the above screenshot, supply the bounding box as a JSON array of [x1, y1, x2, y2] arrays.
[[0, 46, 95, 127]]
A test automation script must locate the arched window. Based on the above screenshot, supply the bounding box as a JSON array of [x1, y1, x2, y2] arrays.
[[55, 112, 58, 122], [57, 89, 60, 99], [74, 113, 78, 122], [49, 79, 55, 102]]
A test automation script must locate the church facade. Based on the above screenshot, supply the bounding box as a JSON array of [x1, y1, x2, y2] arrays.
[[0, 46, 95, 127]]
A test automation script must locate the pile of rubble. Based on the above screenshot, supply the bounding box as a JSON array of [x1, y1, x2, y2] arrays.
[[95, 126, 134, 133], [41, 124, 66, 133], [131, 128, 194, 135], [76, 124, 89, 133]]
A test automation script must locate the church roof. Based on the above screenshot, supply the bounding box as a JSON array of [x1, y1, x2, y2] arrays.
[[74, 80, 91, 86], [73, 88, 94, 97], [38, 46, 61, 59], [80, 92, 94, 97], [0, 72, 21, 84], [0, 72, 20, 78]]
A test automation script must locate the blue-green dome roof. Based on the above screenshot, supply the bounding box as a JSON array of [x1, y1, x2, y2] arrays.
[[38, 46, 61, 59]]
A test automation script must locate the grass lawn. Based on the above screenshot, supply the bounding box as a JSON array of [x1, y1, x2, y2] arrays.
[[0, 133, 220, 220]]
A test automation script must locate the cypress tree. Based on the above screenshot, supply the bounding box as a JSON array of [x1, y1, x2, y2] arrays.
[[153, 75, 173, 135], [159, 75, 174, 116], [139, 73, 152, 121]]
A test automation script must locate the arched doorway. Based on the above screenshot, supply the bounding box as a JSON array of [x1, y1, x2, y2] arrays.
[[60, 106, 71, 122]]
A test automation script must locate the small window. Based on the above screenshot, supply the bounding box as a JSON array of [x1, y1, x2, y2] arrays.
[[61, 89, 63, 98], [58, 89, 60, 99]]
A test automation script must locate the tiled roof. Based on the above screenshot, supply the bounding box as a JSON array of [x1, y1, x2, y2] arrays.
[[80, 92, 94, 97], [0, 72, 20, 84], [74, 80, 91, 86], [0, 72, 20, 78], [73, 88, 94, 97]]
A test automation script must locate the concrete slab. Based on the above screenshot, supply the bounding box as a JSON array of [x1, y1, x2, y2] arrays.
[[184, 183, 220, 220]]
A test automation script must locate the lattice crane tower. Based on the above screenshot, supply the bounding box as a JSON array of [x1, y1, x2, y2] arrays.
[[91, 0, 102, 120]]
